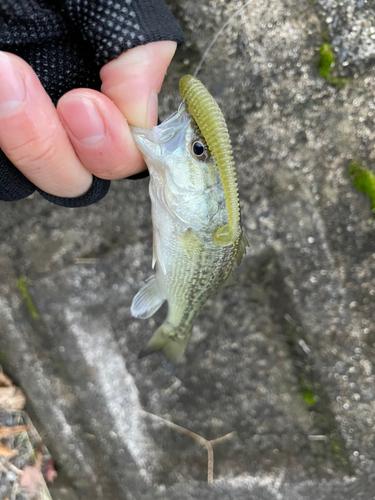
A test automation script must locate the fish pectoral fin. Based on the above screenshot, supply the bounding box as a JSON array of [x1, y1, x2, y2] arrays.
[[236, 232, 249, 266], [178, 229, 204, 259], [131, 275, 165, 319], [221, 272, 236, 288]]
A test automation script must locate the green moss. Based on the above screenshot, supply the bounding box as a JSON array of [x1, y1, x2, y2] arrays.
[[301, 388, 316, 406], [17, 277, 40, 321], [317, 44, 349, 89], [318, 44, 335, 79], [298, 374, 318, 406], [348, 160, 375, 214], [330, 439, 348, 466], [330, 77, 349, 89]]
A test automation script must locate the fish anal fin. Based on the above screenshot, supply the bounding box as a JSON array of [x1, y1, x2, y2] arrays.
[[131, 275, 165, 319], [152, 229, 157, 269], [222, 272, 236, 288], [153, 229, 167, 274], [178, 229, 204, 259], [236, 232, 249, 266]]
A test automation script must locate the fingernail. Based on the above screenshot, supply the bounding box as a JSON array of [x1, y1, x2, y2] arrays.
[[59, 96, 105, 144], [146, 92, 158, 130], [0, 52, 26, 114]]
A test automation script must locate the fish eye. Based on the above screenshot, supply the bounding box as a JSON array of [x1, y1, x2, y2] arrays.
[[191, 140, 208, 161]]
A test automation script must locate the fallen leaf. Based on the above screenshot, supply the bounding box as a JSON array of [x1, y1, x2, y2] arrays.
[[0, 371, 13, 387], [38, 484, 53, 500], [20, 465, 43, 498], [43, 458, 58, 483], [0, 444, 18, 457], [0, 424, 28, 438], [34, 449, 43, 470], [0, 386, 26, 410]]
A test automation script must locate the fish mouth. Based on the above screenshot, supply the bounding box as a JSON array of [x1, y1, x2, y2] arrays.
[[130, 102, 191, 159], [130, 127, 161, 159]]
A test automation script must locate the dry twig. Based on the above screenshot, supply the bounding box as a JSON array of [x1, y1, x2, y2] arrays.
[[0, 425, 29, 439], [0, 445, 18, 458], [141, 409, 235, 484], [74, 258, 98, 264], [0, 372, 13, 387]]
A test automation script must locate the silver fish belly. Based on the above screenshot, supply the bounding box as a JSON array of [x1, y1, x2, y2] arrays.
[[130, 77, 247, 363]]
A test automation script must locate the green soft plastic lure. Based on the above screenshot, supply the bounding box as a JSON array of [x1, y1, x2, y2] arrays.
[[179, 75, 241, 247], [130, 75, 248, 362]]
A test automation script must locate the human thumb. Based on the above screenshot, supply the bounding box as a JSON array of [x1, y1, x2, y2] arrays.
[[100, 41, 177, 130]]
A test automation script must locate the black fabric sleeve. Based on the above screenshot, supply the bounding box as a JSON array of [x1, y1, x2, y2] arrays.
[[0, 154, 36, 202], [0, 0, 184, 207], [36, 176, 111, 207], [62, 0, 185, 66]]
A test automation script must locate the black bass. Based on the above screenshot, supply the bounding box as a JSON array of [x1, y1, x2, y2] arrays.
[[130, 75, 248, 362]]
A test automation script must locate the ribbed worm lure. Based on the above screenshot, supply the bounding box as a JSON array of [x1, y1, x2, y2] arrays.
[[130, 72, 248, 362], [179, 75, 241, 247]]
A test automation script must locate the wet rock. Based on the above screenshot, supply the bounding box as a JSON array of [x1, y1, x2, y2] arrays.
[[1, 0, 375, 499], [314, 0, 375, 72]]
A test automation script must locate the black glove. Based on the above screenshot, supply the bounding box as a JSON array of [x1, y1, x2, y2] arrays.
[[0, 0, 184, 206]]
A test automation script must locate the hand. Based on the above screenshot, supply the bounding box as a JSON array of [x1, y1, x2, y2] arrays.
[[0, 41, 176, 198]]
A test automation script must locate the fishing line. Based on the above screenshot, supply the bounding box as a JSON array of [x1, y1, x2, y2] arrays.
[[193, 0, 255, 78]]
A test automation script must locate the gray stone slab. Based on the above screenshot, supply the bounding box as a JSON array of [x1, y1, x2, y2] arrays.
[[1, 0, 375, 498], [28, 247, 343, 483], [314, 0, 375, 72]]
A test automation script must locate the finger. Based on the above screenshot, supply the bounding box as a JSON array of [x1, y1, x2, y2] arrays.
[[57, 89, 145, 180], [0, 51, 92, 198], [100, 41, 177, 129]]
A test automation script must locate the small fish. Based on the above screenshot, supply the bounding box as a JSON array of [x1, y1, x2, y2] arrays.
[[130, 75, 248, 363]]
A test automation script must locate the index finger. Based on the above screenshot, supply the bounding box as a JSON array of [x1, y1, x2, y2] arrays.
[[0, 52, 93, 198]]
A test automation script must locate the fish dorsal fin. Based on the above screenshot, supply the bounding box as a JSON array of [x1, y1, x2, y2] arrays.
[[236, 232, 249, 266], [178, 229, 204, 259], [131, 275, 165, 319]]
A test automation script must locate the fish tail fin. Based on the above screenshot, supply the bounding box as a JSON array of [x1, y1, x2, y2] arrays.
[[138, 323, 191, 363]]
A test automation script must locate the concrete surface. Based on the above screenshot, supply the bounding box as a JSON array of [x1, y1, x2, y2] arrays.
[[1, 0, 375, 498]]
